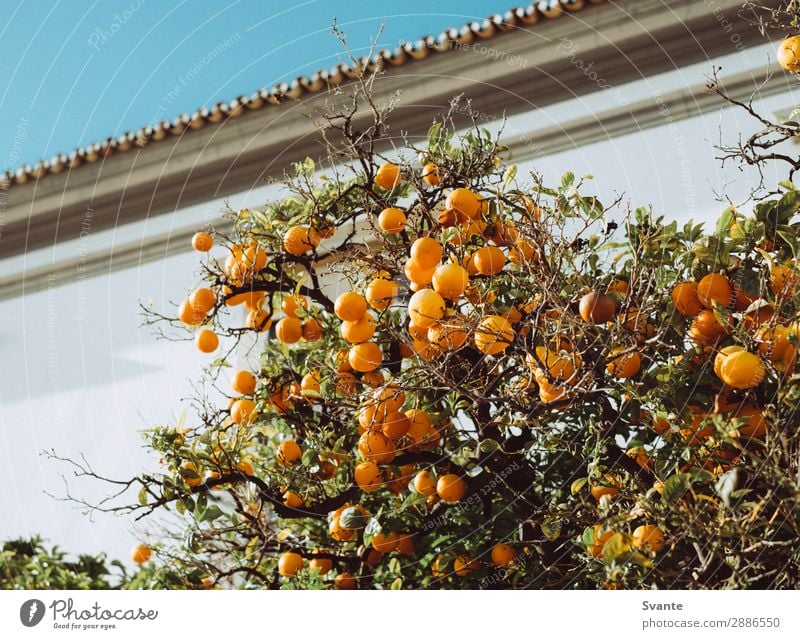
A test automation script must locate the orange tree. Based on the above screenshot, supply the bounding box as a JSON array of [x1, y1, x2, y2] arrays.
[[71, 48, 800, 590]]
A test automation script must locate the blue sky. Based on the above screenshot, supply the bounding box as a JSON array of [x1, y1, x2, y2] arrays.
[[0, 0, 502, 170]]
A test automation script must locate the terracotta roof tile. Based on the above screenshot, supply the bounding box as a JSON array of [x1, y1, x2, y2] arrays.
[[2, 0, 604, 188]]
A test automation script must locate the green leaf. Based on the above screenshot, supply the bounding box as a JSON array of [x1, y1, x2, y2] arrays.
[[137, 486, 148, 507], [662, 473, 691, 505], [390, 577, 403, 590], [570, 477, 588, 495], [602, 533, 633, 565], [715, 206, 734, 238], [540, 518, 561, 541], [561, 171, 574, 189]]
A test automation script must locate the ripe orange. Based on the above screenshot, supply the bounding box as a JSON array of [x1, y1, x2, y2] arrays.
[[717, 350, 765, 389], [180, 462, 202, 487], [354, 460, 383, 492], [671, 282, 703, 316], [372, 532, 400, 553], [195, 328, 219, 353], [606, 347, 641, 379], [131, 543, 152, 564], [404, 259, 436, 287], [378, 207, 407, 234], [428, 318, 468, 351], [309, 557, 332, 575], [191, 231, 213, 252], [281, 294, 308, 318], [189, 287, 216, 314], [302, 318, 322, 341], [446, 188, 480, 219], [472, 246, 506, 275], [413, 470, 436, 496], [697, 273, 732, 308], [588, 525, 614, 558], [727, 403, 769, 439], [231, 370, 257, 395], [300, 370, 321, 394], [490, 543, 518, 567], [474, 315, 514, 355], [579, 292, 616, 323], [689, 309, 728, 345], [381, 411, 411, 439], [348, 341, 383, 372], [395, 534, 416, 556], [283, 225, 320, 255], [453, 555, 478, 576], [632, 524, 665, 553], [335, 291, 368, 322], [422, 162, 440, 186], [770, 263, 798, 298], [366, 278, 398, 310], [713, 345, 744, 378], [242, 244, 267, 271], [410, 237, 443, 269], [408, 288, 446, 328], [278, 551, 304, 577], [358, 430, 395, 464], [340, 313, 376, 344], [432, 263, 469, 299], [509, 239, 536, 264], [283, 491, 304, 508], [436, 474, 466, 502], [777, 35, 800, 71], [231, 398, 256, 426], [375, 163, 401, 190], [405, 409, 432, 442], [179, 299, 205, 326], [334, 572, 356, 589], [275, 317, 303, 344], [247, 309, 272, 332], [278, 440, 302, 465]]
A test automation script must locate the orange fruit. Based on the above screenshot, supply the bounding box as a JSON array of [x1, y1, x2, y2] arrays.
[[689, 309, 728, 345], [358, 430, 395, 464], [697, 273, 732, 308], [422, 162, 440, 186], [436, 474, 466, 502], [446, 188, 480, 219], [275, 317, 303, 344], [408, 288, 446, 328], [189, 287, 216, 314], [340, 313, 376, 344], [404, 261, 436, 289], [281, 294, 308, 318], [588, 525, 614, 557], [378, 207, 407, 234], [508, 240, 536, 264], [410, 237, 443, 269], [606, 347, 641, 379], [180, 462, 202, 487], [453, 555, 478, 576], [195, 328, 219, 353], [231, 370, 257, 395], [278, 440, 302, 465], [247, 309, 272, 332], [590, 482, 620, 501], [579, 292, 616, 323], [302, 318, 322, 341], [405, 409, 432, 442], [431, 263, 469, 300], [334, 572, 356, 589], [309, 557, 332, 576], [472, 246, 506, 275], [179, 299, 206, 326], [335, 291, 368, 322], [278, 551, 304, 577], [354, 460, 383, 492], [413, 470, 436, 496], [490, 543, 518, 567], [671, 282, 703, 316], [381, 411, 411, 439], [428, 318, 468, 351], [348, 341, 383, 372], [713, 345, 744, 378], [191, 231, 213, 252], [717, 350, 765, 389], [375, 163, 401, 190], [131, 543, 152, 564], [474, 315, 514, 355], [632, 525, 665, 553], [777, 35, 800, 71], [283, 225, 320, 255], [242, 244, 267, 271], [300, 370, 321, 394], [283, 491, 304, 508], [366, 278, 398, 310], [395, 534, 416, 556], [230, 398, 256, 425], [727, 403, 769, 439], [770, 263, 798, 298], [372, 532, 400, 553]]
